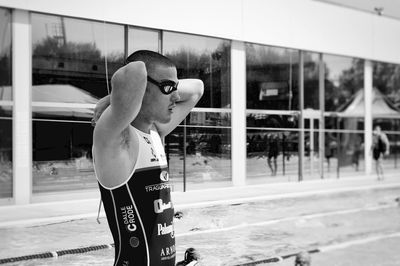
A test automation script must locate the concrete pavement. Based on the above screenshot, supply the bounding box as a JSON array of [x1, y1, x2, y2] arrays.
[[1, 172, 399, 228]]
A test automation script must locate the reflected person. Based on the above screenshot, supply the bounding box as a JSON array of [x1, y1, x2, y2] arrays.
[[371, 125, 390, 180], [267, 132, 279, 176]]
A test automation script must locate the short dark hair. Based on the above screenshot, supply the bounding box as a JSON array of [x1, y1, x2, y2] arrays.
[[184, 247, 200, 261], [125, 50, 175, 74]]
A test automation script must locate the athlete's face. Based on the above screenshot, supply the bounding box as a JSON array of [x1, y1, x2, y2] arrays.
[[143, 66, 180, 124]]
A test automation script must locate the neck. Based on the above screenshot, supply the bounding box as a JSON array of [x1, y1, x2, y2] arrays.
[[131, 115, 153, 134]]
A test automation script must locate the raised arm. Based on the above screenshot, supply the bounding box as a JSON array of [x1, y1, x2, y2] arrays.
[[93, 62, 147, 147], [154, 79, 204, 138], [382, 133, 390, 155]]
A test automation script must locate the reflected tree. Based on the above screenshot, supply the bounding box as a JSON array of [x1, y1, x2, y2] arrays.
[[246, 44, 299, 110], [325, 58, 363, 112], [374, 62, 400, 109], [0, 54, 11, 86], [32, 36, 124, 98], [165, 42, 230, 108]]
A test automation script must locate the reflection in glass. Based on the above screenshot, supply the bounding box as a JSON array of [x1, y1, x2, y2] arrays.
[[373, 118, 400, 172], [0, 8, 11, 90], [372, 62, 400, 172], [246, 129, 299, 184], [187, 111, 231, 127], [246, 113, 298, 129], [304, 52, 320, 110], [0, 8, 12, 199], [185, 126, 231, 190], [163, 32, 231, 108], [0, 117, 12, 198], [324, 116, 365, 177], [246, 44, 299, 110], [31, 13, 125, 194], [323, 54, 364, 112], [32, 119, 96, 193], [373, 62, 400, 110], [31, 84, 98, 105], [165, 117, 232, 191], [246, 112, 299, 183], [128, 27, 159, 54], [32, 13, 124, 99]]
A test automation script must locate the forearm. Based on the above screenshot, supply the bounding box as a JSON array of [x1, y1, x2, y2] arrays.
[[95, 62, 146, 134], [177, 79, 204, 104], [110, 62, 146, 120]]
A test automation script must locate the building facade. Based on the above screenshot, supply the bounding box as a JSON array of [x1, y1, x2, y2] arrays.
[[0, 0, 400, 205]]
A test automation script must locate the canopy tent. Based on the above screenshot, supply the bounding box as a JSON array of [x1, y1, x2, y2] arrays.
[[0, 85, 98, 119], [334, 88, 400, 168], [337, 88, 400, 117]]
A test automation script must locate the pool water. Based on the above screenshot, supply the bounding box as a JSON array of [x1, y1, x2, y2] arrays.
[[2, 188, 400, 265]]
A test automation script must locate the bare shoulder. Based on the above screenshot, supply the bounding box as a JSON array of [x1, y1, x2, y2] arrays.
[[93, 126, 139, 188]]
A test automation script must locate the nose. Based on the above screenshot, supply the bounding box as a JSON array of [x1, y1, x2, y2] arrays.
[[171, 89, 180, 102]]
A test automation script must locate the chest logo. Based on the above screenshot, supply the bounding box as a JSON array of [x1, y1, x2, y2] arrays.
[[160, 170, 169, 182], [151, 147, 159, 162], [143, 136, 151, 144], [154, 199, 173, 213]]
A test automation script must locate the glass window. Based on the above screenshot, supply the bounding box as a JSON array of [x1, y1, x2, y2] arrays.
[[323, 54, 364, 112], [163, 32, 231, 109], [373, 62, 400, 112], [32, 13, 124, 99], [372, 61, 400, 172], [128, 27, 160, 54], [246, 44, 299, 110], [304, 52, 320, 110], [165, 111, 232, 191], [246, 43, 301, 184], [322, 54, 365, 178], [163, 32, 232, 190], [31, 13, 124, 194], [324, 115, 365, 177], [0, 8, 12, 200], [246, 112, 300, 184]]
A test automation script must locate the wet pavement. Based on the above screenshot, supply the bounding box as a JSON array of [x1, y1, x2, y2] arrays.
[[1, 177, 400, 265]]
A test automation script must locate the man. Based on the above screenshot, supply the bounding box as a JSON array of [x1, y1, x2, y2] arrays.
[[371, 125, 390, 180], [92, 50, 204, 266]]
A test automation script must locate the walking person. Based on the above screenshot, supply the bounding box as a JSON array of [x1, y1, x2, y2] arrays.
[[267, 132, 279, 176], [92, 50, 203, 265], [371, 125, 390, 180]]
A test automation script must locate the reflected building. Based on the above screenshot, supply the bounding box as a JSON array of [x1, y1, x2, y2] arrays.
[[0, 0, 400, 205]]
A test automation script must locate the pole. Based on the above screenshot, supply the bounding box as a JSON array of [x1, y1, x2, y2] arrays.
[[183, 117, 187, 192], [319, 53, 325, 179], [298, 51, 304, 181]]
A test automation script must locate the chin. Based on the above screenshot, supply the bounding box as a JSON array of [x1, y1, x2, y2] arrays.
[[159, 116, 172, 124]]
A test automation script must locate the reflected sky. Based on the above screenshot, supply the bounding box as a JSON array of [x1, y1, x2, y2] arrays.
[[32, 13, 124, 57], [163, 31, 224, 54], [323, 54, 354, 87]]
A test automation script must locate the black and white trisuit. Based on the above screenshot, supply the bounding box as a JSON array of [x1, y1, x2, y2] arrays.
[[95, 127, 175, 266]]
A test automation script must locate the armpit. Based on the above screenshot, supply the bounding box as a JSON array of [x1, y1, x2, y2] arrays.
[[120, 127, 131, 148]]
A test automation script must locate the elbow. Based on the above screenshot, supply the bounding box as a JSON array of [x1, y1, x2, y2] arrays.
[[111, 61, 147, 92], [195, 79, 204, 98]]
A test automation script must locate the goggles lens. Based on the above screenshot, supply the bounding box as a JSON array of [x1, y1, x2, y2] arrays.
[[147, 76, 178, 95]]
